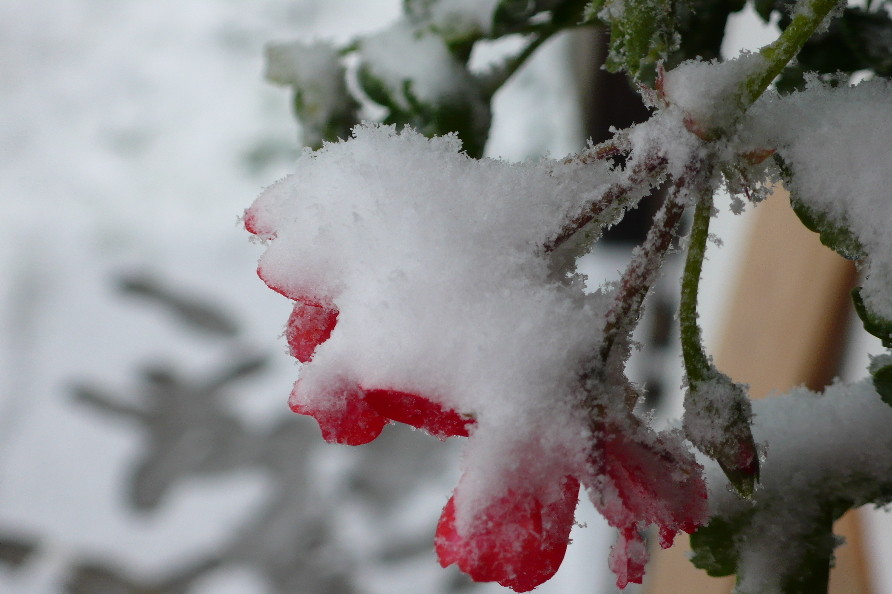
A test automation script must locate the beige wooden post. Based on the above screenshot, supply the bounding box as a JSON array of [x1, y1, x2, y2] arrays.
[[643, 188, 869, 593]]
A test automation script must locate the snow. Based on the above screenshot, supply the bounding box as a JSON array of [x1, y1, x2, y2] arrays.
[[744, 77, 892, 319], [360, 21, 479, 106], [427, 0, 501, 38], [247, 124, 616, 484], [660, 52, 768, 136], [265, 40, 354, 147], [707, 378, 892, 592]]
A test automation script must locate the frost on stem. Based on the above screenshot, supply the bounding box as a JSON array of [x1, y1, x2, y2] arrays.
[[244, 124, 708, 589], [678, 194, 759, 497]]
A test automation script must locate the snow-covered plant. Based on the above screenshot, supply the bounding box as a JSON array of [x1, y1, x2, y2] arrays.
[[246, 0, 892, 591]]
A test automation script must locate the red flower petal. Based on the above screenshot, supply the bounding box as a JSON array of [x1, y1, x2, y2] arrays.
[[256, 264, 300, 300], [588, 421, 708, 588], [435, 476, 579, 592], [289, 380, 387, 445], [599, 425, 707, 538], [243, 210, 261, 235], [243, 207, 276, 237], [609, 527, 648, 589], [362, 388, 474, 439], [286, 300, 339, 363]]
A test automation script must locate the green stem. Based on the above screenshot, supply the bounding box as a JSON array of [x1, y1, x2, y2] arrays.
[[677, 0, 840, 369], [480, 31, 555, 97], [740, 0, 841, 107], [480, 0, 591, 98], [680, 192, 714, 384]]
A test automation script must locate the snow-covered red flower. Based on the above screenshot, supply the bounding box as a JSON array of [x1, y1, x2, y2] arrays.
[[244, 125, 708, 589]]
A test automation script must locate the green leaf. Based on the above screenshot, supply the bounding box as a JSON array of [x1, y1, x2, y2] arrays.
[[357, 64, 491, 158], [264, 40, 361, 149], [357, 66, 402, 112], [690, 507, 835, 591], [789, 196, 866, 261], [291, 89, 360, 149], [872, 363, 892, 406], [689, 516, 742, 577], [853, 288, 892, 348], [596, 0, 677, 83], [399, 80, 491, 158]]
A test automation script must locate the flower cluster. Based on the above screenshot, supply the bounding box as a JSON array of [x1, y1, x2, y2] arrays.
[[244, 125, 708, 590]]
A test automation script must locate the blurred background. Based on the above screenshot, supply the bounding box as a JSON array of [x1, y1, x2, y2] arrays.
[[0, 1, 605, 592], [2, 1, 890, 593]]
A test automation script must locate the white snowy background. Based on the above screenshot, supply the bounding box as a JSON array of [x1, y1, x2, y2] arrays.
[[1, 0, 890, 592]]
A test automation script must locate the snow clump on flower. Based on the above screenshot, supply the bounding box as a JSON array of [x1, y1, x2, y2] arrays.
[[245, 123, 708, 590]]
